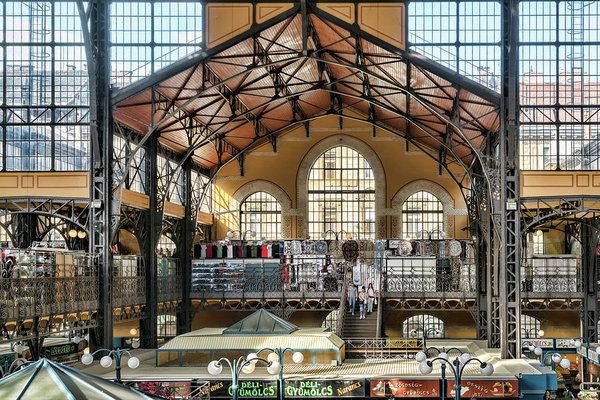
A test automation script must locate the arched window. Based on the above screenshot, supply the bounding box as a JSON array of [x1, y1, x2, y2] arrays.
[[240, 192, 281, 240], [307, 146, 375, 240], [521, 314, 542, 339], [403, 314, 445, 338], [402, 191, 444, 239]]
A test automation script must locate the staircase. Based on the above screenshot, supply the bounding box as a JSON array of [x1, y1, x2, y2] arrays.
[[341, 303, 379, 338]]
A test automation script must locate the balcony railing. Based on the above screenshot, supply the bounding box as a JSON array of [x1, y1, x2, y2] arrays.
[[383, 255, 476, 297], [0, 276, 98, 320], [521, 256, 582, 295], [113, 255, 145, 307]]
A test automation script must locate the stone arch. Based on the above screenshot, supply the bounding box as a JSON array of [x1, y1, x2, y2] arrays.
[[233, 180, 292, 238], [391, 179, 459, 238], [296, 135, 386, 239]]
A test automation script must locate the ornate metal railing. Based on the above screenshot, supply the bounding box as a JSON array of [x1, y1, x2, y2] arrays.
[[521, 257, 582, 295], [158, 257, 182, 302], [344, 337, 423, 359], [0, 276, 98, 320], [384, 258, 476, 297], [113, 255, 146, 307]]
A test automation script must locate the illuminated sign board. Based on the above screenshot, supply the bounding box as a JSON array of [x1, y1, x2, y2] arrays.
[[285, 380, 365, 398], [370, 379, 519, 398], [205, 381, 278, 398], [370, 379, 440, 397], [447, 379, 519, 398]]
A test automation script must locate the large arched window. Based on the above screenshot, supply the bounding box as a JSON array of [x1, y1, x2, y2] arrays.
[[240, 192, 281, 240], [402, 191, 444, 239], [307, 146, 375, 240], [403, 314, 445, 338]]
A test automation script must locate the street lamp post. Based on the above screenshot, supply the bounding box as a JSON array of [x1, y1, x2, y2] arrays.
[[410, 327, 441, 350], [252, 348, 304, 400], [81, 348, 140, 383], [522, 340, 544, 362], [208, 355, 280, 400], [571, 336, 590, 381], [424, 347, 465, 400], [416, 352, 494, 400]]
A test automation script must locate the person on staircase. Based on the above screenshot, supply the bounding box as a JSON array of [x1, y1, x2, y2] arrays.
[[348, 282, 357, 316], [367, 283, 376, 313], [358, 286, 367, 319]]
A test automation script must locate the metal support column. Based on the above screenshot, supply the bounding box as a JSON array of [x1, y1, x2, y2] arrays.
[[142, 136, 159, 348], [582, 222, 599, 343], [11, 213, 39, 249], [79, 0, 113, 349], [499, 0, 521, 358], [177, 158, 194, 334]]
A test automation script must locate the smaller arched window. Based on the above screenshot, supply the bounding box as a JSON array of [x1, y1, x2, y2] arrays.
[[402, 191, 444, 239], [240, 192, 281, 240], [403, 314, 445, 338], [521, 314, 542, 339]]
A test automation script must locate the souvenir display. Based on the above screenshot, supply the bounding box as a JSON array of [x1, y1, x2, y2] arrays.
[[449, 240, 462, 257], [342, 240, 359, 261]]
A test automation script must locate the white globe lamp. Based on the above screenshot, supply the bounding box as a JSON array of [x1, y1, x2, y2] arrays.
[[267, 361, 281, 375], [438, 352, 449, 361], [559, 358, 571, 369], [534, 347, 543, 356], [480, 363, 494, 376], [551, 354, 562, 364], [127, 357, 140, 369], [241, 362, 256, 374], [292, 352, 304, 364], [419, 361, 433, 375], [207, 361, 223, 375], [415, 351, 427, 363], [246, 353, 258, 364], [267, 352, 279, 363], [100, 356, 113, 368], [81, 353, 94, 365], [459, 353, 472, 364]]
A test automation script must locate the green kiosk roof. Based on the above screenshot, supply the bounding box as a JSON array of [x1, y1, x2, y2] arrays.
[[223, 309, 299, 335]]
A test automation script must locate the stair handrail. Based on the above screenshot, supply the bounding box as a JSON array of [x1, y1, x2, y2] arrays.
[[335, 276, 348, 337]]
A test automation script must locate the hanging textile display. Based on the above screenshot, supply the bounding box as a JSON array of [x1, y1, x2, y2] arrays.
[[352, 263, 362, 286]]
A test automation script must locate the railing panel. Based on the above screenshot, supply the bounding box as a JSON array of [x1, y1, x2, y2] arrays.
[[521, 256, 582, 294]]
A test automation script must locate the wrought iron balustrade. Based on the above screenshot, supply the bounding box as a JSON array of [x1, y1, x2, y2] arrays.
[[0, 276, 99, 321], [521, 257, 582, 295], [157, 257, 182, 302], [112, 255, 146, 307], [384, 256, 476, 297], [344, 337, 424, 359]]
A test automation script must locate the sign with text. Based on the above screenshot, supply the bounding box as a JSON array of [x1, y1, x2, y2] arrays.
[[205, 381, 278, 398], [370, 379, 440, 398], [285, 380, 365, 398], [447, 379, 519, 398], [41, 340, 87, 359], [521, 339, 553, 349]]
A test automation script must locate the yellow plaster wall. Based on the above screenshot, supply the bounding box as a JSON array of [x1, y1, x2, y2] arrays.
[[0, 172, 89, 199], [524, 311, 581, 339], [521, 171, 600, 197], [113, 319, 140, 337], [213, 116, 468, 239]]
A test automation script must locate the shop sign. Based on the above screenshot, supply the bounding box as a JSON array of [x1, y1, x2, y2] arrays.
[[126, 381, 191, 398], [205, 381, 278, 398], [41, 340, 87, 358], [556, 339, 576, 348], [370, 379, 440, 398], [521, 339, 553, 348], [577, 346, 599, 363], [285, 380, 365, 398], [447, 379, 519, 398]]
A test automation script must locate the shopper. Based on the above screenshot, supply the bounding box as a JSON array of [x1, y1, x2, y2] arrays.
[[367, 283, 376, 313], [347, 283, 357, 315], [358, 286, 366, 319]]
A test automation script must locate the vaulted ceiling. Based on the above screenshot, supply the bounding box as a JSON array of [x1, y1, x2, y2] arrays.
[[113, 4, 500, 175]]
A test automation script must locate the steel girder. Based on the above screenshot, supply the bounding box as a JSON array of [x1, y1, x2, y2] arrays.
[[496, 0, 521, 358]]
